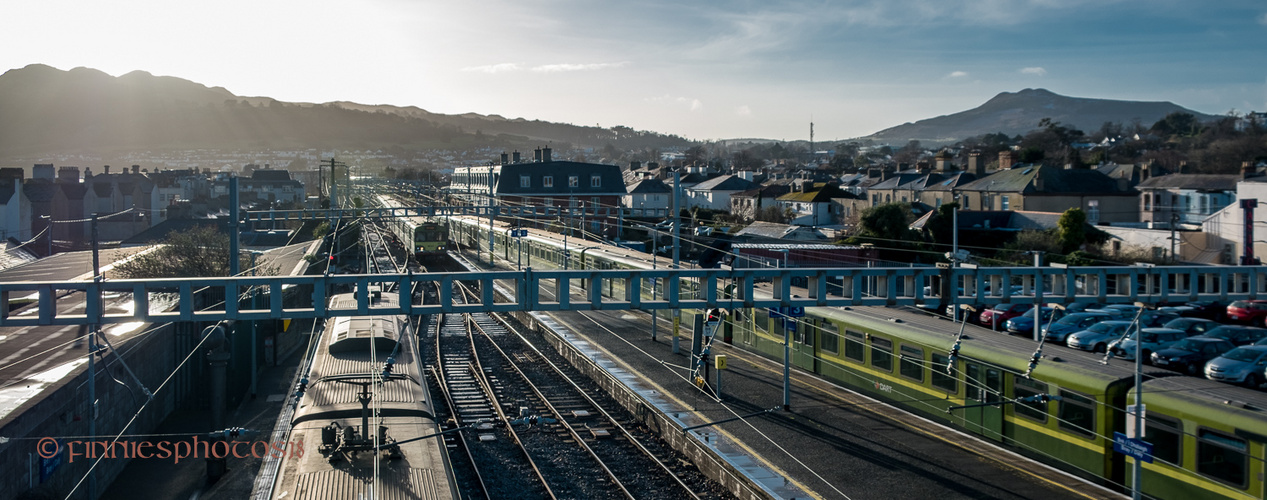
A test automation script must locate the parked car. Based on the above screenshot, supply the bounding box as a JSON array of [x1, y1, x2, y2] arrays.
[[1204, 345, 1267, 387], [1067, 320, 1135, 353], [1202, 325, 1267, 346], [979, 303, 1033, 330], [1108, 328, 1189, 362], [947, 303, 985, 323], [694, 226, 714, 236], [1005, 306, 1057, 335], [1226, 300, 1267, 326], [1064, 302, 1107, 314], [1043, 312, 1113, 343], [1162, 317, 1219, 337], [1179, 300, 1226, 321], [1151, 337, 1238, 375]]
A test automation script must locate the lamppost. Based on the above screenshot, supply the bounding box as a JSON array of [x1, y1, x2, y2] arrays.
[[488, 164, 495, 266]]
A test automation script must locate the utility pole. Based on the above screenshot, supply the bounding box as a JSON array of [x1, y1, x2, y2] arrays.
[[672, 170, 681, 354], [488, 164, 495, 265], [1170, 211, 1179, 263]]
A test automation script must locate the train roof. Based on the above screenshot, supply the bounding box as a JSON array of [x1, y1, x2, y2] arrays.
[[1134, 376, 1267, 434], [818, 306, 1150, 393]]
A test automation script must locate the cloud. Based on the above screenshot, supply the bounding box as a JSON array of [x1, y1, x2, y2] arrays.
[[946, 71, 969, 79], [460, 63, 522, 74], [1259, 12, 1267, 25], [530, 62, 629, 73], [685, 98, 703, 111], [645, 95, 703, 111], [1021, 66, 1048, 76], [736, 105, 752, 116]]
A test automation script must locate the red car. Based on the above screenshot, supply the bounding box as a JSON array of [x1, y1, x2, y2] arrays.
[[979, 303, 1033, 331], [1226, 300, 1267, 327]]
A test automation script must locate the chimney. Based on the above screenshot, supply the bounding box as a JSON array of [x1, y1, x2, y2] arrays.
[[104, 165, 110, 174], [916, 162, 930, 174], [534, 147, 543, 162], [898, 162, 910, 172], [83, 167, 92, 179], [132, 165, 140, 174], [512, 150, 521, 163], [998, 150, 1015, 171], [935, 150, 952, 172], [500, 152, 509, 165], [868, 168, 880, 179], [1178, 161, 1189, 174], [1117, 173, 1130, 191], [1243, 161, 1256, 179], [33, 164, 54, 179], [630, 160, 641, 170], [542, 146, 552, 162], [57, 166, 79, 182], [968, 152, 984, 177]]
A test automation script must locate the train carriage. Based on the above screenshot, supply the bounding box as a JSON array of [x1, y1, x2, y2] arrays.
[[268, 291, 458, 500]]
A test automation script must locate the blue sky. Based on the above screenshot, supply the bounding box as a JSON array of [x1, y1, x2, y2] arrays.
[[6, 0, 1266, 142]]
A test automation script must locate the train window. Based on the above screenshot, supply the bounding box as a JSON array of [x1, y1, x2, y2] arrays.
[[871, 336, 893, 372], [1145, 415, 1182, 465], [795, 320, 812, 344], [1197, 429, 1247, 487], [1012, 376, 1048, 422], [754, 308, 769, 334], [930, 353, 957, 393], [844, 330, 865, 362], [899, 345, 923, 382], [1056, 390, 1096, 438], [819, 321, 839, 354]]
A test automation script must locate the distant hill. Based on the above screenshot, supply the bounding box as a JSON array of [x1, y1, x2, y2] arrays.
[[858, 88, 1219, 145], [0, 64, 690, 159]]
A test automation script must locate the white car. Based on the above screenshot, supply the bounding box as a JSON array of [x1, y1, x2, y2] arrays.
[[1108, 328, 1189, 362]]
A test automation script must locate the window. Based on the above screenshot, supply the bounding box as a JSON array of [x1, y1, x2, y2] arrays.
[[1057, 390, 1096, 437], [754, 308, 769, 334], [935, 197, 942, 208], [871, 336, 893, 372], [962, 195, 971, 209], [795, 320, 812, 344], [844, 330, 865, 362], [899, 345, 923, 382], [1087, 200, 1100, 224], [820, 321, 839, 354], [1012, 376, 1048, 422], [1145, 415, 1182, 465], [1001, 195, 1010, 210], [520, 175, 531, 188], [569, 175, 579, 188], [543, 176, 554, 188], [930, 353, 957, 392], [1143, 193, 1152, 212], [591, 175, 601, 188], [1198, 429, 1247, 486]]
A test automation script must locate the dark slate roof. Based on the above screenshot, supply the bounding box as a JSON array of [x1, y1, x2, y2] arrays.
[[733, 185, 791, 199], [679, 172, 709, 184], [867, 173, 926, 190], [952, 210, 1063, 231], [22, 180, 58, 203], [626, 178, 671, 194], [250, 169, 293, 181], [121, 218, 230, 246], [958, 165, 1128, 195], [1136, 174, 1240, 191], [59, 182, 88, 200], [0, 180, 14, 203], [922, 172, 977, 192], [495, 161, 628, 196], [689, 174, 759, 192]]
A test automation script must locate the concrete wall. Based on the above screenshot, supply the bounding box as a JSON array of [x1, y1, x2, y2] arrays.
[[1, 324, 180, 500]]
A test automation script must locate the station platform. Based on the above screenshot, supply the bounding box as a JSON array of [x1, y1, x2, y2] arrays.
[[461, 250, 1122, 500]]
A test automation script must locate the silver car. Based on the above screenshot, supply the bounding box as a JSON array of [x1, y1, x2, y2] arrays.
[[1204, 345, 1267, 388], [1066, 320, 1134, 353], [1108, 328, 1189, 362]]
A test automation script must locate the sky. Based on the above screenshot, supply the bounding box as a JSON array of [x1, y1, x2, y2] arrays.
[[7, 0, 1267, 142]]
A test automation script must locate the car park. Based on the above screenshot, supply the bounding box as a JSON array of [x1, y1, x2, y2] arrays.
[[978, 303, 1032, 331], [1108, 327, 1189, 362], [1064, 302, 1106, 314], [1226, 300, 1267, 326], [1067, 320, 1134, 353], [1151, 337, 1238, 375], [1204, 345, 1267, 387], [1042, 312, 1113, 343], [1201, 325, 1267, 346], [1176, 300, 1226, 321], [1161, 317, 1218, 337]]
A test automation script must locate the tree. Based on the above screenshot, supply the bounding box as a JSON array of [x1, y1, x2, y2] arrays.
[[1057, 208, 1087, 254], [114, 226, 269, 279]]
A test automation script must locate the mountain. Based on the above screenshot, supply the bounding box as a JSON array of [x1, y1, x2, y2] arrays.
[[0, 64, 689, 159], [858, 88, 1218, 145]]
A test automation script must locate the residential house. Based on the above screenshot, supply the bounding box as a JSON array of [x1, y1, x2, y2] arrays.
[[955, 165, 1138, 224], [685, 174, 759, 210], [624, 178, 672, 212], [776, 183, 854, 226], [1136, 173, 1239, 226], [730, 185, 791, 222], [0, 169, 30, 243]]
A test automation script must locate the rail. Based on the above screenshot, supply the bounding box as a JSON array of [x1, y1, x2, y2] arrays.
[[2, 264, 1264, 326]]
